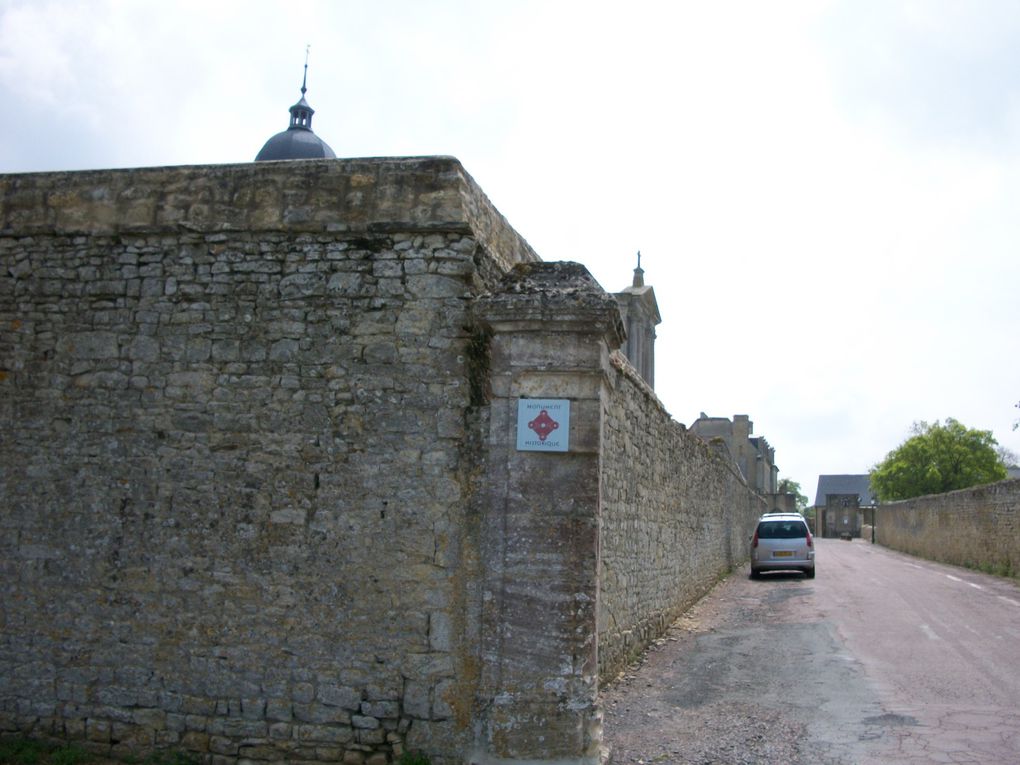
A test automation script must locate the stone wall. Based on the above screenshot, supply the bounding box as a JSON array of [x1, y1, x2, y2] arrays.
[[0, 158, 537, 765], [599, 358, 764, 679], [1, 158, 762, 765], [876, 479, 1020, 575]]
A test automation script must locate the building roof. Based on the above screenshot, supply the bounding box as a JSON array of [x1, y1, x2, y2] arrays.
[[255, 125, 336, 161], [814, 474, 876, 507], [255, 61, 335, 162]]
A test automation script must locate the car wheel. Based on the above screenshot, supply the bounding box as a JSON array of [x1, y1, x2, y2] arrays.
[[805, 567, 815, 579], [750, 568, 761, 580]]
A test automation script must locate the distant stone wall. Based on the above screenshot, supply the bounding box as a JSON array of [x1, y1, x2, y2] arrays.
[[598, 356, 764, 679], [877, 479, 1020, 575], [0, 158, 537, 765]]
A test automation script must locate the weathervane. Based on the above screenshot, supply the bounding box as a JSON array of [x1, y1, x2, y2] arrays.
[[302, 44, 310, 96]]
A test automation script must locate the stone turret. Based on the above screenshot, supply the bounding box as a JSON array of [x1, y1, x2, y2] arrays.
[[613, 251, 661, 388]]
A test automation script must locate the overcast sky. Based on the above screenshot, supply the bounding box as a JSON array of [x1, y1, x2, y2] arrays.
[[3, 0, 1019, 497]]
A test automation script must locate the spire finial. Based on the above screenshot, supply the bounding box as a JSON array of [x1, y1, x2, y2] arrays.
[[286, 47, 316, 131], [302, 45, 310, 96], [633, 250, 645, 287]]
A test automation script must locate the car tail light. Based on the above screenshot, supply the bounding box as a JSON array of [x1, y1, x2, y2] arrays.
[[806, 529, 813, 548], [752, 529, 759, 548]]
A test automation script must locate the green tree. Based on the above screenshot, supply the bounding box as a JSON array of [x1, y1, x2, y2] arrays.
[[777, 478, 808, 511], [870, 418, 1007, 501]]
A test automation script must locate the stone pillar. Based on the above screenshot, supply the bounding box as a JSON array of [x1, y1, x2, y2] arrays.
[[471, 262, 624, 765]]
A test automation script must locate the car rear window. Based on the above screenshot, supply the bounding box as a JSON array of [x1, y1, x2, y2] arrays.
[[757, 520, 807, 539]]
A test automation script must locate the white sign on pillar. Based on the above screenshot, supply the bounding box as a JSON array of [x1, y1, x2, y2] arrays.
[[516, 398, 570, 452]]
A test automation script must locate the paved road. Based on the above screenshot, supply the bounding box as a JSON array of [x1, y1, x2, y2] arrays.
[[602, 539, 1020, 764]]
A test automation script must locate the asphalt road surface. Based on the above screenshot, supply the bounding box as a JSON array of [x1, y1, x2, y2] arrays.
[[602, 538, 1020, 764]]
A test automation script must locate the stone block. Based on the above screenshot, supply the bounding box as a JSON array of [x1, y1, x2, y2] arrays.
[[401, 682, 429, 719], [295, 723, 353, 744], [209, 735, 239, 755], [240, 698, 266, 720], [132, 708, 167, 730], [318, 684, 361, 710], [359, 701, 398, 720], [432, 679, 455, 720], [269, 338, 299, 362], [428, 611, 452, 653], [63, 717, 86, 739], [206, 718, 267, 738], [268, 722, 292, 740], [238, 743, 288, 761], [66, 331, 118, 360], [355, 726, 385, 746], [406, 274, 466, 299], [265, 699, 292, 721], [86, 718, 111, 743], [293, 703, 351, 725], [351, 715, 379, 730]]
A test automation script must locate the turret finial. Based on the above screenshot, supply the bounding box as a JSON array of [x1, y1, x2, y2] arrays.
[[633, 250, 645, 287], [302, 45, 310, 96]]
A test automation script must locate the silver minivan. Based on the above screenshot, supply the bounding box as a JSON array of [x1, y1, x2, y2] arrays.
[[750, 513, 815, 579]]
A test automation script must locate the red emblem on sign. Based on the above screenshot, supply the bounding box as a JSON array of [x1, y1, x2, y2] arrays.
[[528, 409, 560, 441]]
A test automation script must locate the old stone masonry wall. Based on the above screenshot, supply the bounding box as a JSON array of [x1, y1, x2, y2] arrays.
[[1, 157, 765, 765], [599, 357, 764, 680], [877, 478, 1020, 576], [0, 158, 538, 765]]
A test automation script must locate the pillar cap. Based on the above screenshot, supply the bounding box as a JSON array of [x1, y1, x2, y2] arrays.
[[476, 262, 625, 350]]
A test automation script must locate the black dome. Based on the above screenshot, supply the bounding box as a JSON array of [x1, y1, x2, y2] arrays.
[[255, 127, 336, 161], [255, 65, 335, 161]]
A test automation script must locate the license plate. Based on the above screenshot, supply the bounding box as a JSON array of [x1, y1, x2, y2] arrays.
[[773, 551, 794, 558]]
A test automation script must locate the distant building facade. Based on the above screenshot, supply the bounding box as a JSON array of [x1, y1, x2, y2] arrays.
[[689, 413, 780, 498], [813, 474, 877, 538]]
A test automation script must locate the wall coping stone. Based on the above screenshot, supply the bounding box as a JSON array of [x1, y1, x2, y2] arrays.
[[608, 350, 666, 413], [477, 262, 625, 351], [0, 155, 539, 273], [876, 477, 1020, 507]]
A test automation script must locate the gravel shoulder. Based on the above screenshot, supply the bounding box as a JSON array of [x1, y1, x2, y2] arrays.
[[600, 564, 889, 765]]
